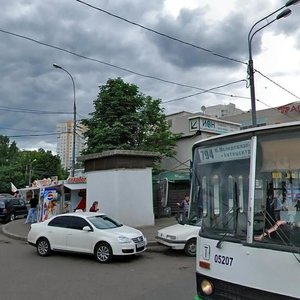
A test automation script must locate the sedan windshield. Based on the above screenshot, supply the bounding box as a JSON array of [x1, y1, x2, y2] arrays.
[[88, 215, 123, 229]]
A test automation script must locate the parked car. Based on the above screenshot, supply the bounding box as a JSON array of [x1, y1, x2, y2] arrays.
[[156, 217, 201, 256], [0, 195, 28, 223], [27, 212, 147, 263]]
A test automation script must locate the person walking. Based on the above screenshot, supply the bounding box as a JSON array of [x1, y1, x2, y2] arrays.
[[177, 194, 190, 215], [176, 194, 190, 222], [89, 201, 99, 212], [25, 195, 39, 224]]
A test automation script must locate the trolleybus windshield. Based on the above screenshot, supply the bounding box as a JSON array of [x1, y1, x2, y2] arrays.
[[191, 138, 251, 242]]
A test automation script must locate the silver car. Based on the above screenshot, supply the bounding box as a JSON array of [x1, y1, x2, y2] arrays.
[[28, 212, 147, 263]]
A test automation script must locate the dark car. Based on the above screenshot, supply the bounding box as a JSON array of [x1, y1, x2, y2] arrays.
[[0, 196, 28, 223]]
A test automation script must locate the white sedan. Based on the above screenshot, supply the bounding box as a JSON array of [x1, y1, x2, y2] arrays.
[[27, 212, 147, 263], [155, 219, 201, 256]]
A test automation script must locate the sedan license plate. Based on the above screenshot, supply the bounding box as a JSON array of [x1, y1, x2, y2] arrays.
[[136, 241, 145, 249]]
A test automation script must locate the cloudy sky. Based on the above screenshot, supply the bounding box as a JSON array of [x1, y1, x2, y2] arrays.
[[1, 0, 300, 153]]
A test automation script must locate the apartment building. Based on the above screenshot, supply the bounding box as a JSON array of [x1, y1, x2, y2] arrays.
[[56, 121, 87, 171], [203, 102, 244, 118]]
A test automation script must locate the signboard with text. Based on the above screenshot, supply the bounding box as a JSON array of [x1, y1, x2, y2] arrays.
[[277, 103, 300, 114], [66, 176, 87, 184], [197, 140, 251, 165], [189, 116, 240, 134]]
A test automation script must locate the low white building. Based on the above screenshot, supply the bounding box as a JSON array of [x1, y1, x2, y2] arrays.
[[79, 150, 159, 227]]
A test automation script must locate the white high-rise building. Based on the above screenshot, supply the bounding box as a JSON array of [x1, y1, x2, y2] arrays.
[[203, 103, 244, 118], [56, 121, 87, 171]]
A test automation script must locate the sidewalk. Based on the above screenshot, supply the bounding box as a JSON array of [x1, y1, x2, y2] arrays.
[[1, 216, 178, 246]]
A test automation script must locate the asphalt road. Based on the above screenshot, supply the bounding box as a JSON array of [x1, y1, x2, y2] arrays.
[[0, 226, 196, 300]]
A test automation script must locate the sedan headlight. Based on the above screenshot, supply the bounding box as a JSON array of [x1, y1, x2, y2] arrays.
[[117, 236, 132, 243], [166, 234, 176, 240]]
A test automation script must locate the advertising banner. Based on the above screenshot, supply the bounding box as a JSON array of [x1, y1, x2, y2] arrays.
[[38, 187, 59, 222]]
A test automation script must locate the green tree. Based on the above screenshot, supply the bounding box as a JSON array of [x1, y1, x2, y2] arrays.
[[0, 134, 68, 193], [22, 149, 68, 184], [0, 135, 18, 166], [0, 135, 21, 192], [82, 78, 179, 157]]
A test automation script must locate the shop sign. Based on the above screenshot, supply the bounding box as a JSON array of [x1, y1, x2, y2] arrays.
[[33, 178, 57, 187], [277, 104, 300, 114], [66, 176, 87, 184], [189, 116, 240, 134]]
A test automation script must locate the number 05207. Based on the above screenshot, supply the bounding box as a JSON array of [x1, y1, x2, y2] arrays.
[[214, 254, 233, 266]]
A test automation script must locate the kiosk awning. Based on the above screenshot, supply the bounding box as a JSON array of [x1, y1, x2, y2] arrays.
[[153, 171, 190, 182], [64, 183, 87, 190]]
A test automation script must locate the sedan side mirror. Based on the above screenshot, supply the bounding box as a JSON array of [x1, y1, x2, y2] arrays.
[[82, 226, 93, 232]]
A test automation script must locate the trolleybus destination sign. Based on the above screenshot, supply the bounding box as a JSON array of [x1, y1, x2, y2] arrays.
[[197, 140, 251, 165]]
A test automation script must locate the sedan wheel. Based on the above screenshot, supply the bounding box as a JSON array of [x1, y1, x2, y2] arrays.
[[184, 238, 196, 256], [94, 242, 113, 263], [9, 213, 15, 222], [37, 238, 51, 257]]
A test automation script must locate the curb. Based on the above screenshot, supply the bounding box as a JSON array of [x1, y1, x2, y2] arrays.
[[2, 225, 27, 242]]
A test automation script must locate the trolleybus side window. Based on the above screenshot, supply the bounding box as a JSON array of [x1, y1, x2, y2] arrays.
[[254, 132, 300, 247]]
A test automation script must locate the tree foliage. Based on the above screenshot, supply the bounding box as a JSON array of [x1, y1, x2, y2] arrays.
[[82, 78, 179, 157], [0, 135, 67, 193]]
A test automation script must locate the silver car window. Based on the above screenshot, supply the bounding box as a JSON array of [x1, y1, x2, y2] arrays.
[[48, 216, 71, 228], [69, 216, 91, 230], [87, 215, 122, 229]]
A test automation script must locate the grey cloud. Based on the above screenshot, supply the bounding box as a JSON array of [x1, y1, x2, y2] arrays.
[[0, 0, 298, 152], [148, 7, 255, 70]]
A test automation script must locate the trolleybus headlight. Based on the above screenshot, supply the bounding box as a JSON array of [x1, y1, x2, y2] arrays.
[[200, 279, 213, 296]]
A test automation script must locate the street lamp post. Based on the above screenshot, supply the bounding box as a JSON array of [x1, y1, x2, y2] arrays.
[[53, 63, 76, 177], [248, 0, 299, 127], [28, 159, 37, 186]]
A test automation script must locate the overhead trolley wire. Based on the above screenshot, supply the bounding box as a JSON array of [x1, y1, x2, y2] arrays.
[[75, 0, 300, 104], [0, 104, 72, 115], [255, 70, 300, 101], [1, 7, 300, 106], [74, 0, 247, 66], [162, 79, 249, 103], [0, 28, 248, 99]]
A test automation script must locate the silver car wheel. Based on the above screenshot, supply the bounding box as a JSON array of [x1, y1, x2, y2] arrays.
[[37, 238, 51, 256], [95, 242, 113, 263]]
